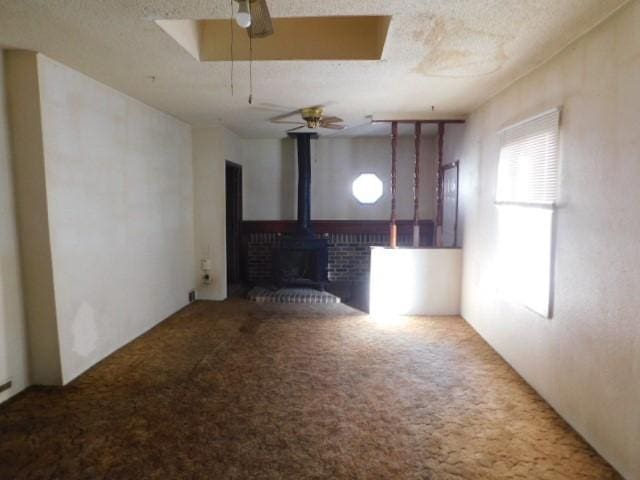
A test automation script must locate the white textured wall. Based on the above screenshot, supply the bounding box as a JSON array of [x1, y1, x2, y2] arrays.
[[238, 139, 297, 220], [37, 55, 195, 383], [192, 125, 242, 300], [239, 136, 437, 221], [458, 2, 640, 479], [0, 51, 30, 402]]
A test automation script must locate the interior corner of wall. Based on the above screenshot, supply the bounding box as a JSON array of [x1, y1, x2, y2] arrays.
[[196, 285, 227, 302]]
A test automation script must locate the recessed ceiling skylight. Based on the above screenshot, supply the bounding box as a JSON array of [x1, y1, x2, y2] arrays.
[[156, 16, 392, 62]]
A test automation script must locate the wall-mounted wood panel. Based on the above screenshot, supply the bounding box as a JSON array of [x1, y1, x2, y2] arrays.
[[242, 219, 434, 237]]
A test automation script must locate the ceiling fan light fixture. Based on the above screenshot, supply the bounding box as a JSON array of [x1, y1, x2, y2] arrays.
[[301, 107, 323, 129], [235, 0, 251, 28]]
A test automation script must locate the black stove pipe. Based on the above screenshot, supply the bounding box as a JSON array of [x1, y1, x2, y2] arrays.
[[288, 132, 317, 237]]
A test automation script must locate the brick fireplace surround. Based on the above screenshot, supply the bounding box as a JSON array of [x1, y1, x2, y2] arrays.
[[241, 220, 434, 285]]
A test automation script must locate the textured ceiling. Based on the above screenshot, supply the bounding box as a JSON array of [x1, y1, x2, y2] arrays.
[[0, 0, 628, 138]]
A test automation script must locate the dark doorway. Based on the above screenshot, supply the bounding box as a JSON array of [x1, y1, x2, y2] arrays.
[[225, 161, 243, 286]]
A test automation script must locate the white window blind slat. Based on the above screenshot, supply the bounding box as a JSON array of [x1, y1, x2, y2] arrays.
[[496, 109, 560, 205]]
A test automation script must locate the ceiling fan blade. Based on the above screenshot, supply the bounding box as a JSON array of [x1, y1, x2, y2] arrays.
[[248, 0, 274, 38], [287, 125, 305, 133], [322, 118, 374, 137], [270, 109, 303, 124], [273, 120, 306, 125], [321, 123, 346, 130], [255, 102, 300, 113], [321, 116, 343, 124]]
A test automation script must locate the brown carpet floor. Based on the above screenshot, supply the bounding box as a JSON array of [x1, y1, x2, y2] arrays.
[[0, 300, 620, 479]]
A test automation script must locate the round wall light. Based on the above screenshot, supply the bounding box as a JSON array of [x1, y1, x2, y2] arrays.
[[352, 173, 384, 204]]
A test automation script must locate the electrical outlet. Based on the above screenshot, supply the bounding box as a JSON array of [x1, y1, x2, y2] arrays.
[[0, 379, 12, 394]]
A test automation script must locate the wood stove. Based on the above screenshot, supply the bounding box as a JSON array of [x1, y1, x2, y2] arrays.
[[272, 132, 328, 290], [273, 237, 328, 290]]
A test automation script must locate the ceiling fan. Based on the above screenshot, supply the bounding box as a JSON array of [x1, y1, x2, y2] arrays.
[[234, 0, 274, 38], [271, 107, 346, 132]]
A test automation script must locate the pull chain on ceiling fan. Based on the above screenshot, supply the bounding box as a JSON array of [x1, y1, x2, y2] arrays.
[[231, 0, 274, 104]]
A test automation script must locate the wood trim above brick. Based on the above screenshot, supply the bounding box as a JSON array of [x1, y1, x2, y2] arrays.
[[241, 219, 435, 236]]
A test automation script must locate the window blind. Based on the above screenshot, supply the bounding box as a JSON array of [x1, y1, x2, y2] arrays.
[[496, 108, 560, 206]]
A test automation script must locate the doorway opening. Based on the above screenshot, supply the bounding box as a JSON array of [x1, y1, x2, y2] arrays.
[[441, 161, 459, 247], [225, 161, 243, 293]]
